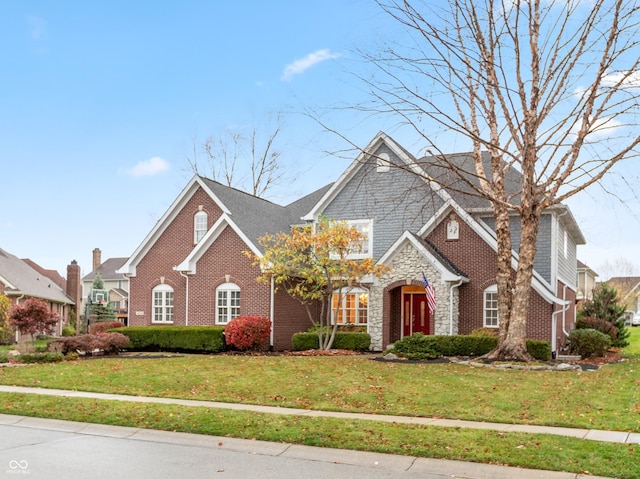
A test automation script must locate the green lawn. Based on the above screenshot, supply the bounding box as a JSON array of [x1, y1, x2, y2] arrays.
[[0, 329, 638, 478]]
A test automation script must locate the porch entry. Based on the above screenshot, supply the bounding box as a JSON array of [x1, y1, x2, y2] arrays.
[[402, 285, 430, 337]]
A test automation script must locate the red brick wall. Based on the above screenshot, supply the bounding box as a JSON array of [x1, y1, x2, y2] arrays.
[[427, 213, 555, 340], [129, 187, 219, 325], [273, 288, 318, 350]]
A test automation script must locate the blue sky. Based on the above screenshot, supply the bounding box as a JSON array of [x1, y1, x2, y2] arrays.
[[1, 1, 639, 280]]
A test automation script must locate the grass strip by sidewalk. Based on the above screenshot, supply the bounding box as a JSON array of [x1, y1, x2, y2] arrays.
[[0, 392, 637, 479]]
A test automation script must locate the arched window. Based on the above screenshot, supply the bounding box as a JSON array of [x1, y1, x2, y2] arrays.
[[152, 284, 174, 323], [194, 211, 208, 244], [483, 285, 499, 328], [332, 288, 368, 325], [216, 282, 240, 324]]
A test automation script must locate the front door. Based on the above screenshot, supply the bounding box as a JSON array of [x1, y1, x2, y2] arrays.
[[403, 293, 430, 337]]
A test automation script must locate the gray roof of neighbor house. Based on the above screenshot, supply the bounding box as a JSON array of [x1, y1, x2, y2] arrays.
[[0, 248, 74, 304], [201, 177, 333, 253], [83, 257, 129, 282]]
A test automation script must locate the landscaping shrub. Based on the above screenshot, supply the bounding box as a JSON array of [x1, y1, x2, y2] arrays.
[[291, 332, 372, 351], [15, 352, 64, 363], [112, 326, 226, 353], [568, 328, 611, 359], [224, 316, 271, 351], [90, 321, 126, 335], [391, 333, 441, 360], [575, 316, 617, 343], [390, 334, 551, 361], [61, 324, 76, 337], [53, 333, 130, 355]]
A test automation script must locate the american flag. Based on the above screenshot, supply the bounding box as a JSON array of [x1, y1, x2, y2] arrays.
[[422, 272, 436, 316]]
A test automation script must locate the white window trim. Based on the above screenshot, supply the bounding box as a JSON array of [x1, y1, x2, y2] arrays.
[[345, 219, 373, 259], [152, 284, 174, 324], [331, 287, 369, 326], [194, 211, 208, 244], [483, 284, 499, 328], [216, 282, 240, 325]]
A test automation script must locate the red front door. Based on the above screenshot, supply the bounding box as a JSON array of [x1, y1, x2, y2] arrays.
[[403, 293, 430, 337]]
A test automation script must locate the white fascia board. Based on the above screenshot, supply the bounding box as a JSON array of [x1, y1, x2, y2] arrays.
[[377, 231, 465, 283], [117, 176, 203, 276], [173, 213, 262, 274], [0, 274, 16, 291]]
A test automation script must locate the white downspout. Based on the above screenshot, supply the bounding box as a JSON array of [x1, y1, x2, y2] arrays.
[[449, 280, 464, 336], [550, 284, 570, 357], [270, 275, 275, 349], [179, 271, 189, 326]]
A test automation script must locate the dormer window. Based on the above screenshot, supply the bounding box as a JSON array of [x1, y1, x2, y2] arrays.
[[376, 153, 390, 172], [194, 210, 208, 244]]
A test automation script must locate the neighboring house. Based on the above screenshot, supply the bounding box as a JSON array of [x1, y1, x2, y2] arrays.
[[0, 248, 81, 338], [605, 276, 640, 314], [81, 249, 129, 324], [576, 260, 598, 310], [119, 132, 585, 354]]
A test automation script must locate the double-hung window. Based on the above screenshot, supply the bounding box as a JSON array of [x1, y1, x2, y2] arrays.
[[152, 284, 174, 323], [346, 219, 372, 259], [483, 285, 499, 328], [216, 283, 240, 324], [194, 211, 208, 244]]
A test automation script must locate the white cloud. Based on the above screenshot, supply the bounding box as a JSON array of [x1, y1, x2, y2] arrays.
[[122, 157, 171, 177], [281, 49, 341, 81], [602, 70, 640, 89], [570, 116, 623, 139]]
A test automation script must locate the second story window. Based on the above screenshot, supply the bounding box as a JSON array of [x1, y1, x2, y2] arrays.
[[194, 210, 208, 244], [348, 219, 373, 258]]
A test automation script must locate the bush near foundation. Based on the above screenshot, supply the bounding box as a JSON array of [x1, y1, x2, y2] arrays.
[[111, 326, 226, 353], [390, 334, 551, 361], [292, 332, 371, 351], [575, 316, 617, 343], [51, 332, 130, 355], [90, 321, 126, 334], [568, 328, 611, 359], [224, 316, 271, 351]]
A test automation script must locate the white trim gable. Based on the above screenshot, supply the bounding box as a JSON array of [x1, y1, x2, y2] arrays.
[[302, 131, 450, 221], [418, 201, 565, 305], [118, 175, 233, 277], [377, 231, 467, 283], [173, 213, 262, 274]]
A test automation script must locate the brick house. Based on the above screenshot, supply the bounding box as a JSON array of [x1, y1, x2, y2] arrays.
[[119, 132, 584, 354], [0, 248, 81, 339]]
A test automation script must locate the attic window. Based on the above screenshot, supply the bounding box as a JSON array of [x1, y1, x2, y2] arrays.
[[376, 153, 390, 172], [194, 211, 208, 244]]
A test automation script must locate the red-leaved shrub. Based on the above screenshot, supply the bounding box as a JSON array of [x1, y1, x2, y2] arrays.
[[54, 332, 130, 355], [89, 321, 126, 334], [224, 316, 271, 351]]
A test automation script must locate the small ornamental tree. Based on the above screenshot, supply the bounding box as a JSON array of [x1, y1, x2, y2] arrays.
[[579, 283, 629, 348], [9, 298, 59, 340], [0, 295, 12, 344], [250, 217, 389, 350], [225, 315, 271, 351]]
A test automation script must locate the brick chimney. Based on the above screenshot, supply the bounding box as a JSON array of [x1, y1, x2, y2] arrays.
[[66, 260, 82, 327], [92, 248, 102, 272]]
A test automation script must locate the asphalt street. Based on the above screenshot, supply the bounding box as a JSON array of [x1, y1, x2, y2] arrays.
[[0, 415, 613, 479]]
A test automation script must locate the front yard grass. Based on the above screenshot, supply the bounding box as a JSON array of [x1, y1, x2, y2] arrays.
[[0, 328, 638, 477]]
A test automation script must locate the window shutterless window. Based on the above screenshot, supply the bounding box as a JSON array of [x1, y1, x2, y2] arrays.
[[152, 284, 174, 323], [194, 211, 208, 244], [216, 282, 240, 324], [332, 288, 368, 325], [483, 285, 498, 328]]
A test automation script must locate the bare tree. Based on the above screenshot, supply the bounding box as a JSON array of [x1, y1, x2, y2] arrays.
[[354, 0, 640, 360], [187, 113, 286, 197]]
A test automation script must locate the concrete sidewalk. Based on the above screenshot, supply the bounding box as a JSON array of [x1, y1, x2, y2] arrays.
[[0, 385, 635, 479], [1, 385, 638, 445]]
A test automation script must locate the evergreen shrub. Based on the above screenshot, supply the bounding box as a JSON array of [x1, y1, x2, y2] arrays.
[[112, 326, 226, 353], [292, 332, 371, 351], [568, 328, 611, 359]]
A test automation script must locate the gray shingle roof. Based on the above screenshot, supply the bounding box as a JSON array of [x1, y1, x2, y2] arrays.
[[200, 177, 333, 253], [0, 248, 74, 304], [82, 257, 129, 282]]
